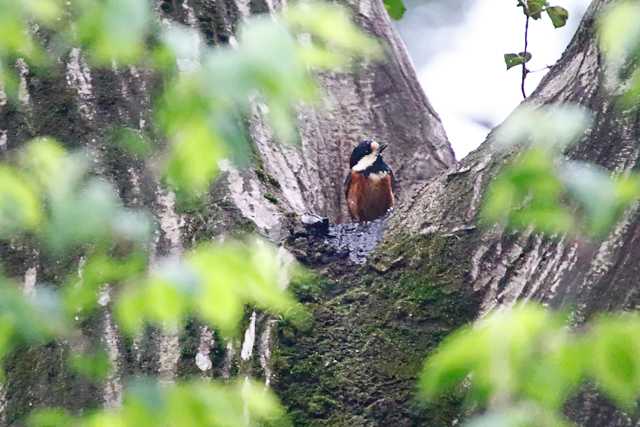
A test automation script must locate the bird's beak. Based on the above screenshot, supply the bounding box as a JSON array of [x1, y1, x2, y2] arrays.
[[379, 144, 388, 153]]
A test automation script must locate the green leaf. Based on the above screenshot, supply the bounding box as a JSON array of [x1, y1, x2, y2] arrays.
[[44, 177, 150, 252], [78, 379, 286, 427], [19, 138, 66, 191], [559, 163, 640, 237], [63, 252, 147, 316], [384, 0, 406, 20], [21, 0, 63, 23], [0, 166, 42, 235], [588, 315, 640, 409], [495, 105, 591, 151], [68, 350, 111, 381], [115, 239, 298, 337], [481, 148, 575, 235], [420, 325, 485, 399], [598, 2, 640, 63], [284, 2, 382, 59], [420, 304, 570, 405], [546, 6, 569, 28], [27, 409, 74, 427], [504, 52, 532, 70], [526, 0, 548, 19], [74, 0, 151, 64], [164, 119, 225, 195]]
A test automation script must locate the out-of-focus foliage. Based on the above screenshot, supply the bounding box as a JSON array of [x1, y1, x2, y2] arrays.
[[482, 105, 640, 238], [0, 0, 152, 97], [421, 304, 640, 426], [116, 240, 298, 337], [0, 138, 153, 252], [598, 1, 640, 107], [29, 379, 287, 427], [73, 0, 151, 65], [441, 6, 640, 423], [158, 3, 381, 196], [68, 350, 111, 382], [0, 279, 68, 378], [0, 140, 299, 423], [0, 0, 381, 197], [0, 0, 379, 424]]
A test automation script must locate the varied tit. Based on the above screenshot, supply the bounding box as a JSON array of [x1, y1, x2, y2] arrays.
[[344, 140, 394, 222]]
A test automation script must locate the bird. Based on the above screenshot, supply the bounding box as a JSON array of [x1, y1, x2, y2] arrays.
[[344, 139, 394, 222]]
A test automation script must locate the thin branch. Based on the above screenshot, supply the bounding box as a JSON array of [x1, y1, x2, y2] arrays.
[[528, 65, 552, 73], [521, 14, 530, 99]]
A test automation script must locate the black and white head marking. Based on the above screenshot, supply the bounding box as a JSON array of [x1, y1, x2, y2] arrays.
[[350, 140, 390, 176]]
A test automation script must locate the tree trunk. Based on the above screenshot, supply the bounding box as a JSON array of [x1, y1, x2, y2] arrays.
[[0, 0, 635, 426], [0, 0, 453, 424], [276, 0, 640, 425]]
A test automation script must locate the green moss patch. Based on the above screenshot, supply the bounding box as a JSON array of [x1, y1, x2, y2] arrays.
[[273, 232, 482, 426]]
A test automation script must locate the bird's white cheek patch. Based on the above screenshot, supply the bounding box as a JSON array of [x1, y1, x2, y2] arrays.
[[352, 152, 378, 172]]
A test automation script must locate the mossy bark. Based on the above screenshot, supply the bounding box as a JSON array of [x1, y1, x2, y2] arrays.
[[275, 232, 482, 426], [275, 0, 640, 426], [0, 0, 453, 424]]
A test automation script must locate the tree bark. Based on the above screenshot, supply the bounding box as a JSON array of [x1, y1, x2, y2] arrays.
[[0, 0, 453, 424], [0, 0, 636, 426], [277, 0, 640, 425]]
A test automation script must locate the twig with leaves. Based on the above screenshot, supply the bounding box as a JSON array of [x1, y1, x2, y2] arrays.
[[505, 0, 569, 99]]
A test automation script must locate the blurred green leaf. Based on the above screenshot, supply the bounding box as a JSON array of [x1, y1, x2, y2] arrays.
[[0, 166, 42, 235], [155, 2, 380, 198], [588, 314, 640, 409], [598, 1, 640, 65], [22, 0, 63, 23], [116, 239, 298, 337], [496, 106, 590, 151], [27, 409, 75, 427], [420, 324, 485, 400], [284, 2, 382, 60], [481, 148, 574, 234], [546, 6, 569, 28], [384, 0, 407, 20], [465, 404, 570, 427], [12, 142, 154, 252], [63, 252, 147, 316], [19, 138, 67, 191], [560, 163, 640, 237], [69, 350, 111, 381], [45, 178, 151, 252], [504, 52, 532, 70], [0, 278, 69, 374], [74, 0, 151, 64], [164, 119, 225, 195], [79, 379, 287, 427], [110, 128, 153, 158], [422, 305, 571, 407], [162, 25, 202, 73]]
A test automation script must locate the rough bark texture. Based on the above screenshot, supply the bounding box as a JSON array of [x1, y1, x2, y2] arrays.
[[1, 0, 637, 426], [278, 0, 640, 425], [0, 0, 453, 425]]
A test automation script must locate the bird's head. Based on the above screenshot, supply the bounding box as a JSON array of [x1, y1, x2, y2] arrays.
[[350, 139, 387, 171]]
